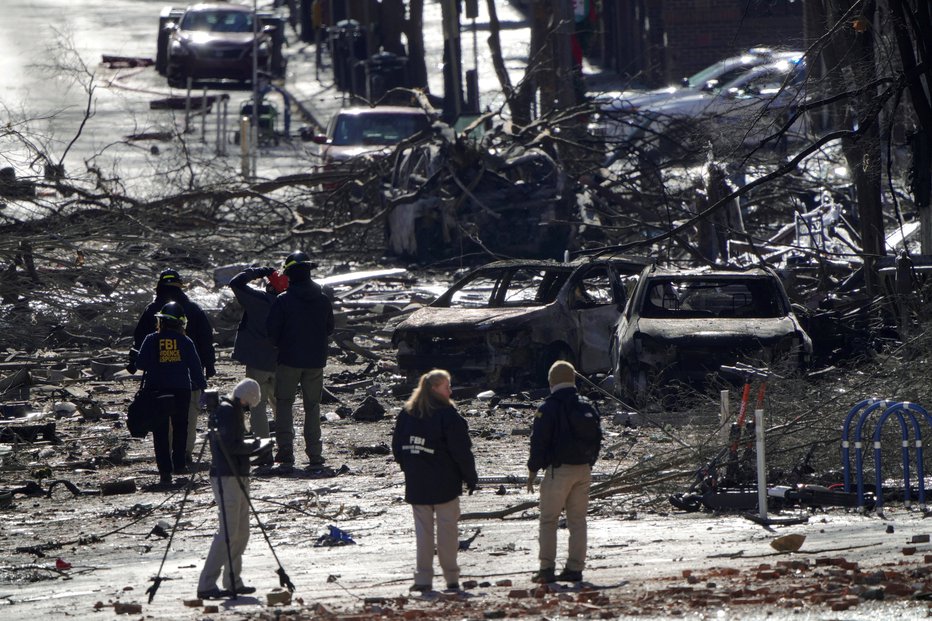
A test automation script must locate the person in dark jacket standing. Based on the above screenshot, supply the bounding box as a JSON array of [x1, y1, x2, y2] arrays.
[[196, 378, 266, 599], [135, 301, 208, 486], [229, 266, 289, 453], [266, 251, 334, 471], [527, 361, 602, 584], [128, 269, 216, 469], [391, 369, 479, 593]]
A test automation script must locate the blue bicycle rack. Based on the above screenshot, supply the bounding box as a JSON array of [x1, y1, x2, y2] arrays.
[[841, 399, 931, 511]]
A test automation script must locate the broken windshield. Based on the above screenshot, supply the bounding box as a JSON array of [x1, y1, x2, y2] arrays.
[[641, 278, 785, 319]]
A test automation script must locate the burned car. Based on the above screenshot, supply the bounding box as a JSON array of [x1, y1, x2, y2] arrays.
[[392, 256, 651, 387], [611, 265, 812, 403]]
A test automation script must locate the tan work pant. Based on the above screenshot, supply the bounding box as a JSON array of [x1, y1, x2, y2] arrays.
[[412, 498, 460, 586], [245, 366, 276, 438], [198, 476, 251, 592], [538, 463, 591, 572], [186, 389, 201, 455]]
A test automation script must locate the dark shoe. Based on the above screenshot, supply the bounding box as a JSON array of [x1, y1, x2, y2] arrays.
[[234, 585, 256, 595], [307, 455, 326, 466], [197, 587, 231, 599], [159, 474, 172, 486], [446, 582, 460, 591], [556, 569, 583, 582], [251, 453, 274, 467], [531, 568, 556, 584], [409, 583, 431, 593], [174, 465, 190, 475], [275, 448, 294, 465]]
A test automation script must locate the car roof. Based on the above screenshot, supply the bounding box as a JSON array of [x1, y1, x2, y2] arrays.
[[467, 255, 653, 272], [646, 265, 775, 278], [334, 106, 429, 116], [186, 3, 253, 12]]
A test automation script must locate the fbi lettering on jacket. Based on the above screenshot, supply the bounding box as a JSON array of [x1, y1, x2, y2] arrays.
[[159, 338, 182, 363]]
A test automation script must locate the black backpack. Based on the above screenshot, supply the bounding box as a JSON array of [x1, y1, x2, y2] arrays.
[[554, 395, 603, 466]]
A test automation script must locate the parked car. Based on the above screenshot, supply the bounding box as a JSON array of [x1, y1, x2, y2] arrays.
[[310, 106, 437, 166], [592, 48, 800, 119], [640, 57, 807, 155], [156, 3, 285, 88], [591, 54, 805, 158], [611, 265, 812, 404], [392, 255, 652, 387]]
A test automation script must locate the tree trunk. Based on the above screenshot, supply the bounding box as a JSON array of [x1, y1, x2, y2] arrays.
[[405, 0, 427, 90]]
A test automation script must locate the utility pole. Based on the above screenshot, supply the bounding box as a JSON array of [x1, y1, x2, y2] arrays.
[[440, 0, 463, 121]]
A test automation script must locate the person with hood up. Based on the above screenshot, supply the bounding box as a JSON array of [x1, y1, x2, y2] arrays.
[[229, 265, 289, 465], [128, 269, 216, 471], [196, 378, 269, 599], [266, 251, 334, 472]]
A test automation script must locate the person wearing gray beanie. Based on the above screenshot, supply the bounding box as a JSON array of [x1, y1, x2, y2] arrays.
[[197, 379, 271, 600]]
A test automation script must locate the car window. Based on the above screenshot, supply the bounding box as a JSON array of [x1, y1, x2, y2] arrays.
[[331, 113, 430, 146], [182, 10, 254, 33], [570, 268, 614, 309], [640, 278, 784, 318], [445, 273, 502, 308]]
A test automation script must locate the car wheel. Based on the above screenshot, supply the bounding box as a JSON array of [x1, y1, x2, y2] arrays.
[[166, 64, 187, 89], [535, 343, 575, 387], [619, 362, 650, 407]]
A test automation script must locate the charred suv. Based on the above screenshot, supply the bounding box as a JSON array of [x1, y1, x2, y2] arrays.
[[392, 256, 651, 387], [611, 265, 812, 403]]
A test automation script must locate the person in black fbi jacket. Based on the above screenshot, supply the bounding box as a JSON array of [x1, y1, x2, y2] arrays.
[[135, 301, 207, 486], [527, 360, 602, 584], [197, 378, 269, 600], [392, 369, 479, 593], [128, 269, 216, 470]]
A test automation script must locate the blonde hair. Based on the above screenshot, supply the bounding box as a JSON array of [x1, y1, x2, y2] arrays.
[[405, 369, 453, 418]]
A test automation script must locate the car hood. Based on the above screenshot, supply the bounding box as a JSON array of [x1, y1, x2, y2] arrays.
[[396, 306, 546, 333], [645, 91, 719, 117], [323, 144, 392, 162], [179, 31, 255, 46], [636, 316, 801, 342]]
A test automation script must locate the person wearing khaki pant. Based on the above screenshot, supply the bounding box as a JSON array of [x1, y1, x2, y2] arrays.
[[527, 360, 602, 584], [538, 463, 591, 574], [392, 370, 479, 593]]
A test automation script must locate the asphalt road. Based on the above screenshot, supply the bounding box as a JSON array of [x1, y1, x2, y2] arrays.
[[0, 0, 531, 188]]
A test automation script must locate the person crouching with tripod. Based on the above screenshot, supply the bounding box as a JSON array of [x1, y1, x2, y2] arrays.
[[197, 379, 270, 599]]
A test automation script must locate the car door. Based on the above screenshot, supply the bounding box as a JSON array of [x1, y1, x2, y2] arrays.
[[569, 265, 623, 372]]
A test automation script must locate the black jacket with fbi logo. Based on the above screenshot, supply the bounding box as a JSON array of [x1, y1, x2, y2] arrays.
[[391, 405, 478, 505], [136, 327, 208, 392]]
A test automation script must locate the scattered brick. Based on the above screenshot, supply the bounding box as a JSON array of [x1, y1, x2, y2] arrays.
[[507, 589, 529, 599], [495, 579, 512, 587], [902, 547, 917, 556], [911, 534, 930, 544]]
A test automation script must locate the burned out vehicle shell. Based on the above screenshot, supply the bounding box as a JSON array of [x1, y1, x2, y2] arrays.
[[392, 256, 652, 386], [611, 265, 812, 402]]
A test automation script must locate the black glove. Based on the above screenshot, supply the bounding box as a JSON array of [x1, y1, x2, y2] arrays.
[[254, 266, 276, 279], [126, 349, 138, 374], [467, 482, 478, 496], [205, 365, 216, 379]]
